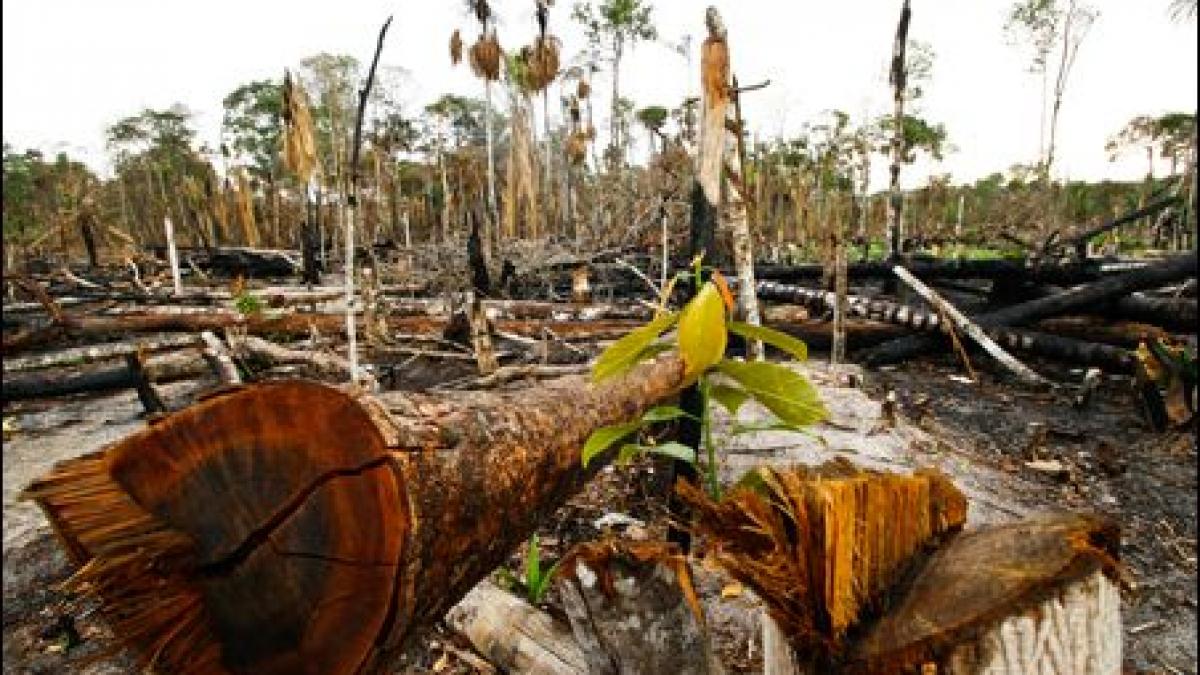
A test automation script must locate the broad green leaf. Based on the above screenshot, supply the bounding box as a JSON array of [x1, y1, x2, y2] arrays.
[[645, 441, 697, 463], [708, 383, 750, 417], [617, 443, 645, 464], [582, 421, 643, 467], [592, 311, 679, 382], [678, 283, 728, 379], [716, 360, 828, 428], [730, 420, 830, 449], [641, 405, 694, 423], [727, 321, 809, 362], [635, 342, 673, 362]]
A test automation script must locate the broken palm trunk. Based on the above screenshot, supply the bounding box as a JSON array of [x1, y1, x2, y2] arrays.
[[23, 354, 689, 674], [756, 281, 1137, 374], [681, 462, 1123, 673], [863, 253, 1197, 367]]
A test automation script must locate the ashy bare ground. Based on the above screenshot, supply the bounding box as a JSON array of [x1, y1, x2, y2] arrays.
[[2, 357, 1195, 673]]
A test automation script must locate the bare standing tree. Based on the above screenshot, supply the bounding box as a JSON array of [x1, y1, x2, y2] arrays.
[[571, 0, 657, 170], [1005, 0, 1099, 178]]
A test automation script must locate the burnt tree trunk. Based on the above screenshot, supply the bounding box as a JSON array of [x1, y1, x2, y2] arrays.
[[862, 254, 1197, 367], [756, 281, 1137, 374], [26, 355, 689, 674]]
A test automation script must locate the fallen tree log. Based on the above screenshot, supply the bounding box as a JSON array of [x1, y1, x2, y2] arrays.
[[226, 334, 358, 381], [1029, 286, 1197, 332], [757, 281, 1136, 373], [147, 246, 301, 277], [24, 354, 689, 673], [752, 256, 1149, 286], [2, 309, 642, 355], [2, 335, 202, 373], [862, 254, 1197, 367], [891, 266, 1050, 387], [1, 349, 211, 401]]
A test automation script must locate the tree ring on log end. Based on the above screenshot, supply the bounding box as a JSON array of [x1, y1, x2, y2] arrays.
[[30, 380, 407, 675]]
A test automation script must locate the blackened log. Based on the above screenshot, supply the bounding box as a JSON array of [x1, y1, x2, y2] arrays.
[[1061, 195, 1180, 258], [861, 254, 1197, 367], [152, 246, 301, 277], [2, 350, 210, 401], [757, 281, 1136, 373], [752, 257, 1149, 285]]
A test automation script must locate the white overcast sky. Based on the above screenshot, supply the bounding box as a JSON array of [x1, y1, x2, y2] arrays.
[[3, 0, 1196, 188]]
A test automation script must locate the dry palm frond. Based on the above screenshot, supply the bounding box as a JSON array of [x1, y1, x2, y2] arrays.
[[281, 71, 317, 184], [566, 132, 588, 166], [524, 36, 560, 91], [450, 29, 464, 65], [235, 170, 259, 248], [469, 32, 502, 81], [566, 94, 581, 124]]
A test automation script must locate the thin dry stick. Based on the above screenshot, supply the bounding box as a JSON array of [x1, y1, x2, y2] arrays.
[[931, 299, 978, 382]]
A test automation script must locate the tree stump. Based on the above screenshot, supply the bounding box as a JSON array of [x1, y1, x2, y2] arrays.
[[681, 461, 1125, 674]]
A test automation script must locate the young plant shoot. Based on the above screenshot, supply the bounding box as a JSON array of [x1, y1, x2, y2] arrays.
[[582, 264, 828, 498]]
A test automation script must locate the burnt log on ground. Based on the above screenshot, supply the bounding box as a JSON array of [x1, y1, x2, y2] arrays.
[[861, 254, 1197, 367], [1059, 194, 1180, 258], [1024, 285, 1198, 332], [146, 246, 302, 278], [757, 282, 1137, 373], [2, 309, 642, 355], [23, 355, 689, 674], [752, 256, 1151, 286], [1, 349, 211, 402]]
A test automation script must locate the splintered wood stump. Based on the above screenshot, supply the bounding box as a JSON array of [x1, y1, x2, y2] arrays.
[[680, 460, 968, 661], [681, 462, 1124, 674], [24, 355, 688, 674]]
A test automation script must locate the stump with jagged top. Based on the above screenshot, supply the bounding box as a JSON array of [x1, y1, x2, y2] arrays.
[[681, 461, 1124, 674]]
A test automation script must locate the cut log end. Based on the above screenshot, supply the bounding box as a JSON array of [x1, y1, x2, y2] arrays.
[[26, 380, 407, 675]]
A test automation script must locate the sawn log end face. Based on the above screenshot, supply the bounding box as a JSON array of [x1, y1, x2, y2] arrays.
[[26, 380, 409, 675]]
